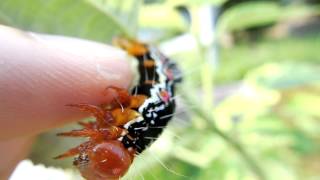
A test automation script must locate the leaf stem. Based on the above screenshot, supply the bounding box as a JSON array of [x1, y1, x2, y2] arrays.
[[180, 88, 267, 180]]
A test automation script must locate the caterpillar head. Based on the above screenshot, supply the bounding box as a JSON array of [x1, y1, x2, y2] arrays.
[[75, 141, 134, 180]]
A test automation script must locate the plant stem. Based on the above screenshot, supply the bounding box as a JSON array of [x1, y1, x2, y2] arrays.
[[180, 88, 267, 180]]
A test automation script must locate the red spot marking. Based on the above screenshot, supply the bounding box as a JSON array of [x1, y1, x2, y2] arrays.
[[160, 90, 170, 103], [166, 69, 175, 81]]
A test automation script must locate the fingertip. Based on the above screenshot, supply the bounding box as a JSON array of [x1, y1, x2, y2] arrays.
[[0, 26, 134, 139], [0, 136, 34, 180]]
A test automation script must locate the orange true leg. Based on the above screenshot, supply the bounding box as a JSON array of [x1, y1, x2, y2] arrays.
[[57, 129, 100, 138], [103, 86, 148, 110], [102, 86, 131, 110], [58, 125, 127, 141], [54, 146, 80, 159], [54, 141, 92, 159], [78, 121, 95, 129], [98, 126, 127, 140], [66, 103, 113, 127]]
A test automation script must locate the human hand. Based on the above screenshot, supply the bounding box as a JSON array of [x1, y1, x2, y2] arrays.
[[0, 25, 132, 179]]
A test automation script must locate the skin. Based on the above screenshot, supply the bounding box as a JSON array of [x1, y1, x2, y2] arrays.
[[0, 25, 133, 179]]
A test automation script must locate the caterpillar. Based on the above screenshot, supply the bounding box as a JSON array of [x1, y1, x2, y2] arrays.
[[55, 37, 182, 180]]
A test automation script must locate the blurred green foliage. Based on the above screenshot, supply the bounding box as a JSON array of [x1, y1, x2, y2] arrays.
[[216, 1, 320, 38], [2, 0, 319, 179], [218, 34, 320, 83], [0, 0, 136, 41]]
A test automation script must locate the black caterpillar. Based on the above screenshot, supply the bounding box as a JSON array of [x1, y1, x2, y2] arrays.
[[56, 38, 181, 179]]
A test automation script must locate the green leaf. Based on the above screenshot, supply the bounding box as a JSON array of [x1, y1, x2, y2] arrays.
[[87, 0, 141, 35], [217, 1, 281, 35], [0, 0, 134, 42], [217, 2, 319, 36]]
